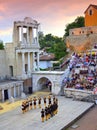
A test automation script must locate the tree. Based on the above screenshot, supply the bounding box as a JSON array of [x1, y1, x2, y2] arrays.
[[64, 16, 84, 36], [39, 33, 67, 60], [39, 34, 64, 49], [54, 42, 67, 60], [38, 31, 44, 41], [0, 40, 4, 50]]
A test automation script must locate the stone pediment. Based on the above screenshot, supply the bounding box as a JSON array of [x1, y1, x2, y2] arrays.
[[24, 17, 37, 24]]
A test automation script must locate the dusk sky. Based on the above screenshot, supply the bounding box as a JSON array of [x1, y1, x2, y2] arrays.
[[0, 0, 97, 43]]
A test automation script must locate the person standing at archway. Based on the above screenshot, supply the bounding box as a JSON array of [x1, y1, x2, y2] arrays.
[[48, 82, 52, 91]]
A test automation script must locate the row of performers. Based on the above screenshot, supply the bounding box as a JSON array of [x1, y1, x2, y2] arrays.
[[21, 95, 58, 114], [41, 100, 58, 122]]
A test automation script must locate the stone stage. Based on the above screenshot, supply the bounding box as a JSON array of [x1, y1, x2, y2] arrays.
[[0, 96, 94, 130]]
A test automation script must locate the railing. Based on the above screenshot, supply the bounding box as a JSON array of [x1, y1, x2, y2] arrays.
[[16, 42, 40, 49]]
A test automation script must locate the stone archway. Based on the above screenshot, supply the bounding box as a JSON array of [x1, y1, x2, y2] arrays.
[[32, 71, 65, 95], [37, 77, 52, 92]]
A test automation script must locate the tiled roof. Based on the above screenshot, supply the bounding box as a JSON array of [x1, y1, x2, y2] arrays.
[[84, 4, 97, 14], [39, 53, 55, 61]]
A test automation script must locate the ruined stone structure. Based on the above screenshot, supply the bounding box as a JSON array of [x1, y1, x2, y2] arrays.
[[66, 4, 97, 52], [0, 17, 40, 102], [32, 71, 64, 95], [0, 81, 23, 102], [0, 17, 65, 102], [6, 17, 40, 79]]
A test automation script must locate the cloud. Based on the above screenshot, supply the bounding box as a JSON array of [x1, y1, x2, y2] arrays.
[[0, 0, 97, 42], [0, 28, 12, 35], [0, 28, 12, 43]]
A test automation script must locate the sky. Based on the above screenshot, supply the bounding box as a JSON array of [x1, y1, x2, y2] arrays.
[[0, 0, 97, 43]]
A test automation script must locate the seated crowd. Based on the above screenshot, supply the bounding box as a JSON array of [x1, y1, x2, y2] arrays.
[[65, 51, 97, 91]]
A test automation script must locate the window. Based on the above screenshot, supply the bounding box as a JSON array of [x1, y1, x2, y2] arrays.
[[91, 31, 93, 34], [9, 66, 13, 76], [89, 9, 92, 15], [72, 32, 74, 35]]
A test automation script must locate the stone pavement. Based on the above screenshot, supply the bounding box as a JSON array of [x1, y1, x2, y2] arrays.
[[0, 96, 94, 130]]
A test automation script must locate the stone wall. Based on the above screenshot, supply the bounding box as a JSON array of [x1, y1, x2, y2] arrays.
[[0, 81, 23, 102], [0, 50, 8, 79], [69, 26, 97, 36], [66, 32, 97, 52], [5, 43, 16, 77], [64, 88, 93, 100]]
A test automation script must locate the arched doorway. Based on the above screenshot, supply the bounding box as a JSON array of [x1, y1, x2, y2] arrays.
[[37, 77, 52, 92]]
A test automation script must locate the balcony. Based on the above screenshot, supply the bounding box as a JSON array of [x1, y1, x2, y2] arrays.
[[16, 41, 40, 50]]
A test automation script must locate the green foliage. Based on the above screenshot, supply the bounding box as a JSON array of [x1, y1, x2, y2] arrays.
[[64, 16, 85, 36], [39, 33, 67, 60], [54, 42, 67, 60], [53, 62, 60, 67], [0, 40, 4, 50], [39, 33, 63, 49], [39, 68, 47, 71]]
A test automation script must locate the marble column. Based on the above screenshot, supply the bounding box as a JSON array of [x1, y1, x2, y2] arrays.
[[16, 52, 18, 76], [13, 84, 16, 98], [32, 52, 35, 71], [8, 88, 11, 99], [2, 89, 4, 102], [28, 52, 31, 74], [37, 52, 40, 71], [20, 84, 23, 92], [21, 26, 23, 43], [32, 28, 34, 44], [36, 28, 38, 43], [22, 52, 25, 75], [27, 27, 29, 44], [18, 86, 20, 96]]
